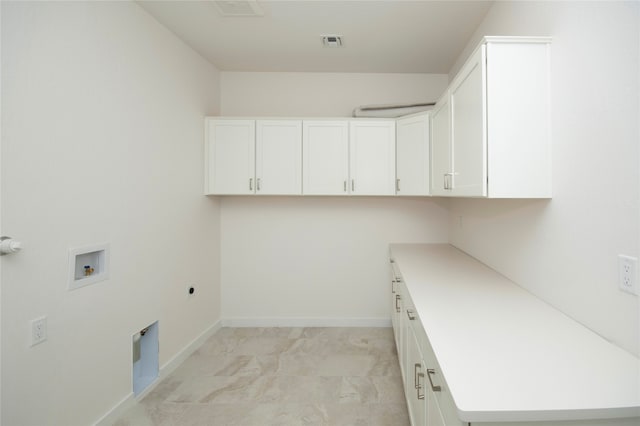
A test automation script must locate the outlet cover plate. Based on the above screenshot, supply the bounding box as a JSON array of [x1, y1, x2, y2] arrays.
[[30, 316, 47, 346], [618, 255, 638, 295]]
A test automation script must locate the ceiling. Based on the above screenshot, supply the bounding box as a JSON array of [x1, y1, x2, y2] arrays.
[[136, 0, 494, 74]]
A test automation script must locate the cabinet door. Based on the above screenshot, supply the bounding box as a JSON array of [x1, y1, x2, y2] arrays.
[[390, 262, 402, 350], [430, 97, 451, 196], [302, 121, 349, 195], [349, 121, 396, 195], [406, 327, 427, 426], [426, 388, 446, 426], [450, 44, 487, 197], [256, 120, 302, 195], [395, 280, 406, 380], [205, 119, 255, 195], [396, 114, 430, 196]]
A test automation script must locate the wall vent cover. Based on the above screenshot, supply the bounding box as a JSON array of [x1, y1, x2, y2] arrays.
[[211, 0, 263, 17], [322, 35, 343, 48]]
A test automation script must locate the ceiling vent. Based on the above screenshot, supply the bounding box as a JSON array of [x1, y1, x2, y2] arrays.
[[211, 0, 263, 17], [322, 35, 343, 48]]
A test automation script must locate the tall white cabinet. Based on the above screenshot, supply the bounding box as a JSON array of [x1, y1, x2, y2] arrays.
[[430, 36, 552, 198]]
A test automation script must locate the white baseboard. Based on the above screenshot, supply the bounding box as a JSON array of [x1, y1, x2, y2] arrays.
[[221, 317, 391, 328], [93, 320, 221, 426]]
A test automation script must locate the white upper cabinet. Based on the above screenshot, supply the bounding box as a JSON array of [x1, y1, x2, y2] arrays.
[[430, 97, 451, 197], [256, 120, 302, 195], [302, 120, 350, 195], [396, 113, 430, 196], [450, 45, 487, 196], [205, 118, 302, 195], [349, 120, 396, 195], [430, 36, 552, 198], [205, 119, 255, 195]]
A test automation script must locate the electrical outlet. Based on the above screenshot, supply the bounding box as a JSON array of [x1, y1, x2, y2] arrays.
[[618, 255, 638, 295], [30, 316, 47, 346]]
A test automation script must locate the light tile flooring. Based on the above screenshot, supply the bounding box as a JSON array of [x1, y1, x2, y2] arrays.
[[113, 327, 410, 426]]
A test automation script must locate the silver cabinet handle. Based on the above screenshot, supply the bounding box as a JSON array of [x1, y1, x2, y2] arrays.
[[343, 180, 347, 192], [249, 178, 253, 191], [426, 368, 442, 392], [444, 172, 455, 190], [391, 279, 396, 294], [406, 309, 416, 320], [414, 363, 421, 389], [257, 178, 261, 191], [417, 372, 425, 400], [395, 294, 401, 313], [396, 178, 400, 192], [351, 179, 355, 192]]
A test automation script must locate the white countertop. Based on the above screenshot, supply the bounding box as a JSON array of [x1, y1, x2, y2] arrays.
[[390, 243, 640, 423]]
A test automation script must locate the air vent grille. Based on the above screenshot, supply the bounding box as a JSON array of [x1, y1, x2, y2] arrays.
[[211, 0, 263, 17], [321, 35, 343, 48]]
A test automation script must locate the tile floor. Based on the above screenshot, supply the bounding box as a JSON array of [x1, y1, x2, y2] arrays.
[[112, 327, 410, 426]]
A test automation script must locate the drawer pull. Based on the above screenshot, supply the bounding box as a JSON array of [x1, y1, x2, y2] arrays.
[[406, 309, 416, 320], [414, 363, 421, 389], [391, 279, 396, 294], [426, 368, 442, 392], [395, 295, 401, 313], [249, 178, 253, 191], [417, 372, 425, 400]]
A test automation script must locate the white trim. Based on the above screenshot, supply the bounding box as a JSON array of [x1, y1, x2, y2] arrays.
[[93, 320, 221, 426], [221, 317, 391, 328]]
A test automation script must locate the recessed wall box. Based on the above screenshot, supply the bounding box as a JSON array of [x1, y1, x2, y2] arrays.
[[68, 243, 110, 290], [132, 321, 159, 396]]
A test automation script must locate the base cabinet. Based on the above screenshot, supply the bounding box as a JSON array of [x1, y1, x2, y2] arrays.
[[391, 258, 462, 426], [406, 326, 427, 426], [391, 246, 640, 426]]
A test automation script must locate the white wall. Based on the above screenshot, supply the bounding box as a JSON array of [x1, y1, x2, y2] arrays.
[[1, 2, 221, 425], [448, 1, 640, 356], [219, 72, 450, 324], [221, 72, 448, 117], [221, 196, 449, 324]]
